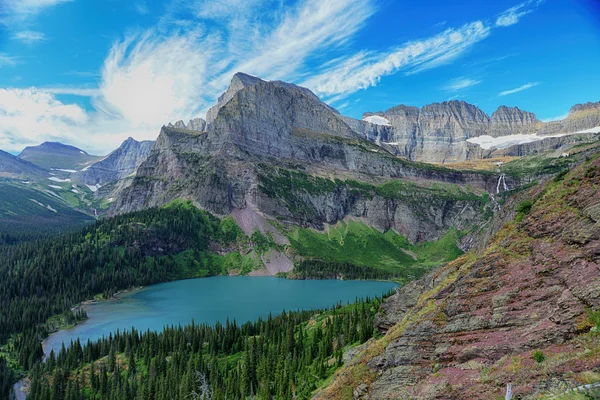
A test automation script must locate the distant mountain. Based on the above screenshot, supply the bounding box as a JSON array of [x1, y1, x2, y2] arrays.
[[19, 141, 101, 170], [76, 137, 155, 186], [0, 150, 48, 179], [355, 100, 600, 163]]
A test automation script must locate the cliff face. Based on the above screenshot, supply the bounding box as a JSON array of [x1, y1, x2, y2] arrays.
[[77, 137, 155, 185], [114, 74, 509, 244], [541, 101, 600, 135], [317, 155, 600, 399], [355, 101, 599, 163]]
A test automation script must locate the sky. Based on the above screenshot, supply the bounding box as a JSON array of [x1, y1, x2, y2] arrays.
[[0, 0, 599, 155]]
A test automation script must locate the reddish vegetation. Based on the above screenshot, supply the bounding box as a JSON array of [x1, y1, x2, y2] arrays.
[[317, 156, 600, 399]]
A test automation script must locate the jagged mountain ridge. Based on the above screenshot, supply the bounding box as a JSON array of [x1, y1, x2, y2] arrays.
[[357, 101, 600, 163], [76, 137, 155, 186], [114, 73, 510, 250]]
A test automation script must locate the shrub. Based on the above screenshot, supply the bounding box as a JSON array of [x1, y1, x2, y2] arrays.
[[532, 350, 546, 363], [516, 199, 533, 222]]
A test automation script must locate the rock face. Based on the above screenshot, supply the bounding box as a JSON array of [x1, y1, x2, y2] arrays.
[[540, 101, 600, 135], [114, 74, 508, 244], [316, 156, 600, 399], [167, 117, 207, 132], [77, 137, 155, 185], [354, 100, 600, 163], [205, 72, 264, 127], [489, 106, 539, 136]]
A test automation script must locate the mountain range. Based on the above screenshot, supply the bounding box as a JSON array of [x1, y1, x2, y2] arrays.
[[1, 72, 600, 399]]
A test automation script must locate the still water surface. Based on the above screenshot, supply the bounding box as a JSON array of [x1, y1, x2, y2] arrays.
[[44, 276, 398, 356]]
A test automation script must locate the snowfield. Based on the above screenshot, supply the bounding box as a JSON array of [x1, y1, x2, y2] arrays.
[[467, 127, 600, 150], [48, 177, 71, 183], [363, 115, 391, 126]]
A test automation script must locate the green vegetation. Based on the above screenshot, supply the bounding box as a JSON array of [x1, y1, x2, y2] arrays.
[[285, 220, 464, 282], [502, 154, 575, 179], [532, 350, 546, 363], [515, 199, 533, 222], [257, 165, 490, 224], [0, 200, 247, 395], [0, 181, 94, 240], [26, 295, 390, 400]]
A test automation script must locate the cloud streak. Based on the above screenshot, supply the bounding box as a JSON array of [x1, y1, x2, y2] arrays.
[[442, 77, 481, 92], [302, 21, 490, 100], [13, 30, 46, 43], [496, 0, 544, 27], [499, 82, 540, 96]]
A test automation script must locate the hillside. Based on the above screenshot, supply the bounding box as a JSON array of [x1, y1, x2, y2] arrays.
[[316, 150, 600, 399]]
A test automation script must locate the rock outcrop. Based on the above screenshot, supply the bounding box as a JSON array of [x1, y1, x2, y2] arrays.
[[316, 155, 600, 399], [489, 105, 539, 136], [167, 117, 207, 132], [77, 137, 155, 186], [540, 101, 600, 135]]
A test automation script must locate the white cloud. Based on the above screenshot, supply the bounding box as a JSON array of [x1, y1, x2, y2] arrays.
[[496, 0, 544, 27], [0, 88, 87, 151], [499, 82, 539, 96], [0, 53, 18, 67], [302, 21, 490, 99], [442, 77, 481, 92], [2, 0, 72, 16], [13, 30, 46, 43], [0, 0, 546, 154]]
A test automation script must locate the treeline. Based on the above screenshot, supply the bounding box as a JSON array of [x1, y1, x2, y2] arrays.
[[293, 259, 403, 281], [0, 201, 244, 397], [27, 296, 387, 400]]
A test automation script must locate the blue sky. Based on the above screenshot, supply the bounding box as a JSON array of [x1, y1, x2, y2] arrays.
[[0, 0, 599, 154]]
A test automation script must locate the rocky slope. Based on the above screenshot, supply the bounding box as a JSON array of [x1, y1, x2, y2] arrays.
[[355, 100, 599, 163], [76, 137, 155, 186], [316, 153, 600, 399], [167, 117, 207, 132], [114, 74, 510, 246]]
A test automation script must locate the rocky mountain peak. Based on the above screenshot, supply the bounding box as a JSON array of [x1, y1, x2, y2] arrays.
[[205, 72, 265, 126], [569, 101, 600, 115]]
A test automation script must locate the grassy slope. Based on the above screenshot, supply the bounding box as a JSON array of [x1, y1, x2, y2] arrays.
[[284, 220, 463, 282]]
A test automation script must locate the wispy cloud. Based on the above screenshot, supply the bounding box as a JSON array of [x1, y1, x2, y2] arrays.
[[302, 21, 490, 100], [541, 112, 568, 123], [13, 30, 46, 43], [133, 1, 150, 15], [499, 82, 540, 96], [442, 77, 481, 92], [496, 0, 544, 27], [0, 0, 547, 153], [0, 53, 18, 67]]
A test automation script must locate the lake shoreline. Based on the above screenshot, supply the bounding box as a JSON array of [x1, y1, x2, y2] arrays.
[[41, 276, 399, 358]]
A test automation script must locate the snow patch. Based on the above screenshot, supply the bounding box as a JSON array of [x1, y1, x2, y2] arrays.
[[80, 151, 85, 154], [575, 126, 600, 134], [363, 115, 391, 126], [57, 169, 78, 173], [107, 197, 114, 202], [48, 185, 62, 189], [48, 177, 71, 183], [80, 165, 90, 172], [29, 199, 45, 208], [71, 189, 79, 194], [21, 181, 31, 184], [46, 205, 57, 213], [86, 183, 101, 192], [468, 127, 600, 150]]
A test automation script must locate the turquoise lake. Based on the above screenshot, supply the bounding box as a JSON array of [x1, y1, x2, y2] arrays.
[[43, 276, 398, 356]]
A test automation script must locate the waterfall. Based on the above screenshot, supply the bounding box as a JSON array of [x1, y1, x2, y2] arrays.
[[496, 174, 508, 194]]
